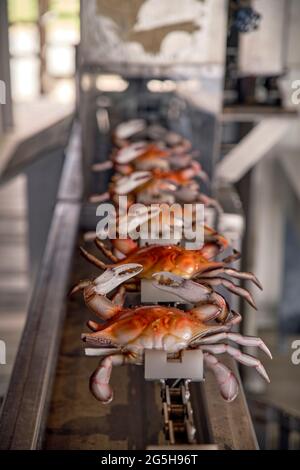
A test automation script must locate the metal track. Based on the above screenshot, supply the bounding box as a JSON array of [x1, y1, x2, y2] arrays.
[[161, 380, 197, 445]]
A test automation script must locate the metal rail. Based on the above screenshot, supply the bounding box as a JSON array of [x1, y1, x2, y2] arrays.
[[0, 122, 82, 449]]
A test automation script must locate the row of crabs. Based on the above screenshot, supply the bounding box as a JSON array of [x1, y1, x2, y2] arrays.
[[71, 118, 272, 404]]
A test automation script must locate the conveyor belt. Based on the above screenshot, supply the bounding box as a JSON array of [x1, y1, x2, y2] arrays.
[[44, 235, 258, 450], [0, 122, 258, 450]]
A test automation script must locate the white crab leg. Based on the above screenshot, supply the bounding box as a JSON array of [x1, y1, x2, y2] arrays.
[[200, 344, 270, 383], [90, 353, 138, 403], [226, 311, 242, 326], [203, 352, 239, 402], [83, 231, 97, 242], [85, 348, 121, 356], [90, 355, 122, 404], [199, 267, 262, 290], [114, 171, 152, 195], [197, 332, 272, 358], [92, 161, 113, 172], [89, 192, 110, 203], [198, 276, 257, 310]]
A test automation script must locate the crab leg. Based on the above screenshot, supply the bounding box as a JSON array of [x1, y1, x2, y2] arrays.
[[111, 285, 126, 306], [94, 239, 119, 263], [111, 238, 138, 258], [90, 354, 137, 404], [69, 279, 91, 297], [197, 332, 272, 358], [197, 194, 223, 214], [72, 264, 143, 320], [200, 242, 226, 260], [79, 246, 108, 270], [222, 250, 241, 264], [83, 231, 97, 242], [203, 352, 239, 402], [226, 310, 242, 326], [200, 344, 270, 383], [196, 276, 257, 310], [152, 273, 230, 322], [190, 303, 224, 322], [87, 320, 105, 332], [198, 267, 262, 290], [203, 226, 228, 250], [92, 161, 113, 172], [89, 192, 110, 204]]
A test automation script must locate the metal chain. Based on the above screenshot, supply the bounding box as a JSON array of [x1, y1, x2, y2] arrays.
[[160, 379, 197, 445]]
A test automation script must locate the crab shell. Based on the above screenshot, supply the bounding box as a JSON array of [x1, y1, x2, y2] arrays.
[[82, 305, 217, 356], [108, 244, 224, 280]]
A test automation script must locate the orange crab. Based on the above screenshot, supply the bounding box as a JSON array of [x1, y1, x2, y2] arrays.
[[90, 161, 218, 211], [111, 141, 199, 176], [113, 143, 170, 174], [72, 264, 271, 404], [97, 164, 198, 205], [79, 224, 261, 310], [112, 120, 192, 154]]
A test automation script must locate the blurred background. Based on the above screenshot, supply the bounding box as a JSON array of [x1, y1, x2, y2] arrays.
[[0, 0, 300, 450]]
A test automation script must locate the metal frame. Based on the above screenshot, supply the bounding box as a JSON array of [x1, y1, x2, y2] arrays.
[[0, 122, 83, 449]]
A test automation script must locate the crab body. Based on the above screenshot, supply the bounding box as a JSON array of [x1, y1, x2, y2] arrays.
[[83, 305, 210, 354], [81, 230, 261, 312], [112, 244, 221, 279]]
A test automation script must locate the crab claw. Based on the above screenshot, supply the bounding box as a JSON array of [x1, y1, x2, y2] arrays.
[[114, 171, 152, 195], [115, 141, 148, 164], [115, 119, 146, 141], [93, 264, 143, 295], [152, 272, 212, 303]]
